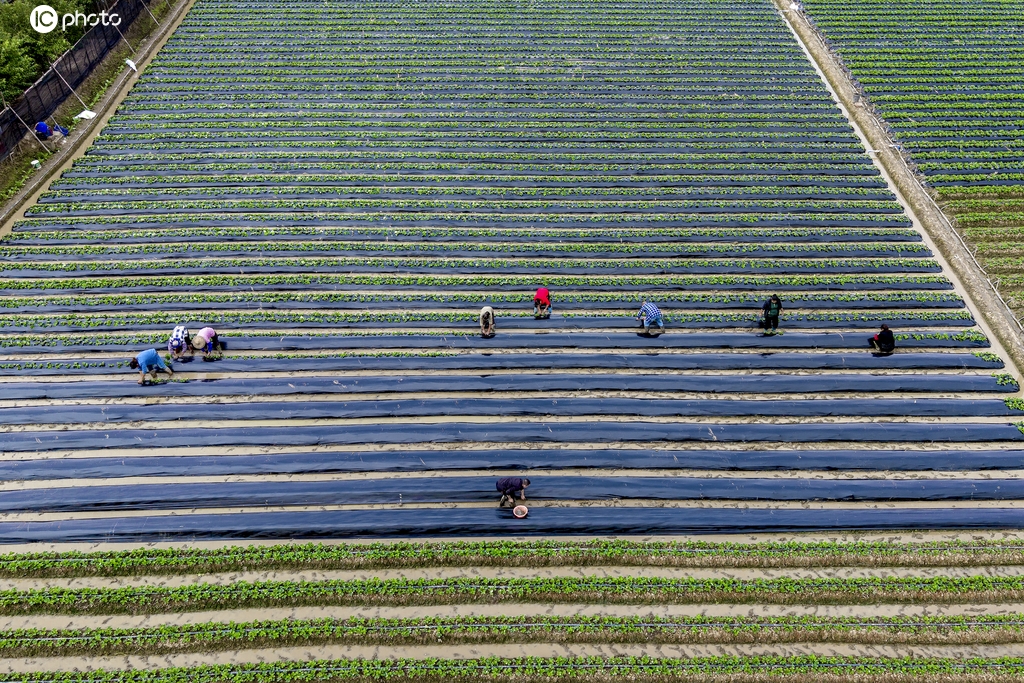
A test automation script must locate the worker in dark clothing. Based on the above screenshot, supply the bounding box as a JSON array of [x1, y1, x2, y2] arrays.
[[34, 122, 52, 140], [496, 477, 530, 507], [761, 294, 783, 334], [869, 324, 896, 355]]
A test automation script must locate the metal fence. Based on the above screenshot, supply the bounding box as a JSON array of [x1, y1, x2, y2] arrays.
[[0, 0, 161, 162]]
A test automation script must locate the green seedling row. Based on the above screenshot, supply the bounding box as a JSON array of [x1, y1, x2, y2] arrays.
[[0, 273, 952, 292], [9, 539, 1024, 578], [0, 290, 963, 309], [4, 614, 1024, 658], [4, 655, 1024, 683], [7, 575, 1024, 615], [0, 241, 930, 258]]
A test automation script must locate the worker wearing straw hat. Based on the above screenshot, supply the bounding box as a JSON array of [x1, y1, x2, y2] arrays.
[[192, 326, 222, 360]]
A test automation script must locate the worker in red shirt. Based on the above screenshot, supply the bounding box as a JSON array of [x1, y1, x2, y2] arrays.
[[533, 286, 551, 319]]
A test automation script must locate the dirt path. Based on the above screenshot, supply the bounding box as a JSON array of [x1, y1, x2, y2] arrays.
[[3, 601, 1022, 632], [4, 564, 1024, 592], [2, 641, 1022, 673], [4, 528, 1024, 560]]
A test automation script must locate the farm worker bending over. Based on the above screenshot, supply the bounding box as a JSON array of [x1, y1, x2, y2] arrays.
[[129, 348, 173, 385], [533, 286, 551, 319], [636, 300, 665, 335], [761, 294, 783, 334], [34, 122, 52, 140], [869, 324, 896, 355], [496, 477, 530, 508], [479, 305, 496, 338], [167, 325, 192, 359], [192, 327, 221, 358]]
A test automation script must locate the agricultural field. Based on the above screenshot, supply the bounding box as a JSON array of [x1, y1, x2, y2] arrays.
[[2, 539, 1024, 679], [0, 0, 1021, 538], [798, 0, 1024, 314], [2, 0, 1024, 678]]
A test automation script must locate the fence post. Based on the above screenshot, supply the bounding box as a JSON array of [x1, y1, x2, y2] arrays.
[[7, 107, 53, 154], [51, 62, 89, 110]]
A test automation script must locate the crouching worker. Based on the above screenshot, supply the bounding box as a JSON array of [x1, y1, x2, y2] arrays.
[[167, 324, 193, 359], [869, 324, 896, 355], [192, 327, 222, 359], [636, 300, 665, 336], [480, 305, 496, 338], [496, 476, 530, 508], [130, 348, 173, 386], [533, 286, 551, 319]]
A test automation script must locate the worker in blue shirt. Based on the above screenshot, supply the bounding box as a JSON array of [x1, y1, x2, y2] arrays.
[[636, 300, 665, 335], [129, 348, 174, 385]]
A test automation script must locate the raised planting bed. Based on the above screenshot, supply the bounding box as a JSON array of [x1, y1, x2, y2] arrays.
[[4, 445, 1024, 481]]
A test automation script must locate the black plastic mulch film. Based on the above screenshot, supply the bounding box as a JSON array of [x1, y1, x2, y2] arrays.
[[0, 352, 1001, 376], [5, 421, 1023, 453], [0, 397, 1018, 425], [5, 449, 1024, 481], [0, 332, 993, 353], [4, 476, 1024, 513], [0, 0, 1018, 538], [0, 373, 1013, 401], [4, 508, 1024, 543]]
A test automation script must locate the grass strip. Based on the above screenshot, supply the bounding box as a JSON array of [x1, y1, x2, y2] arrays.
[[2, 656, 1024, 683], [5, 540, 1024, 578], [4, 615, 1024, 657], [3, 576, 1024, 615]]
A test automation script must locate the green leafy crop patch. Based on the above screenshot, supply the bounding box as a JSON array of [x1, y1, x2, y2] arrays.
[[800, 0, 1024, 317], [5, 575, 1024, 615], [1, 613, 1023, 658], [5, 540, 1024, 578], [3, 655, 1024, 683]]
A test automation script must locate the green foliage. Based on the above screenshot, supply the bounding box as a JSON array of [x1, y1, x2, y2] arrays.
[[0, 34, 36, 102], [1, 614, 1023, 657], [3, 655, 1024, 682], [0, 0, 95, 101], [5, 575, 1024, 615], [4, 539, 1024, 578], [993, 373, 1018, 388], [800, 0, 1024, 304]]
